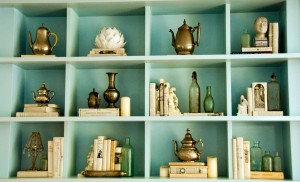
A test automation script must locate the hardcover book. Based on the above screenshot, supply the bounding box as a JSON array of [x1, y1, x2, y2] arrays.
[[79, 108, 119, 116], [250, 171, 284, 180]]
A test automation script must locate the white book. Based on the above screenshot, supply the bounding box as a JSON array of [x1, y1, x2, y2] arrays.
[[106, 139, 112, 171], [163, 83, 169, 116], [246, 87, 253, 116], [16, 112, 60, 117], [110, 140, 118, 170], [149, 83, 156, 116], [96, 136, 106, 171], [79, 108, 119, 116], [272, 22, 279, 53], [159, 82, 164, 116], [268, 23, 273, 48], [48, 140, 54, 177], [24, 106, 60, 113], [53, 137, 64, 178], [102, 139, 108, 171], [232, 138, 237, 179], [24, 103, 59, 108], [93, 139, 98, 171], [114, 147, 122, 171], [243, 140, 250, 179], [236, 137, 244, 179]]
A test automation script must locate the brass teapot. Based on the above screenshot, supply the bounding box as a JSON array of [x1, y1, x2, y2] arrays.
[[88, 88, 100, 108], [169, 19, 201, 55], [173, 128, 204, 162], [28, 24, 58, 55], [32, 82, 55, 104]]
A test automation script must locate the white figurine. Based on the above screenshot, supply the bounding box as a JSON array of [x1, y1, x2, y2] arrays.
[[237, 95, 248, 116], [168, 87, 182, 116]]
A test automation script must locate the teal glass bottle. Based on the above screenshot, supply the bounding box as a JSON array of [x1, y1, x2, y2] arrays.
[[273, 152, 282, 172], [262, 151, 273, 171], [250, 141, 263, 171], [203, 86, 214, 113], [189, 71, 201, 113], [241, 28, 251, 48], [121, 137, 133, 176], [267, 73, 281, 111]]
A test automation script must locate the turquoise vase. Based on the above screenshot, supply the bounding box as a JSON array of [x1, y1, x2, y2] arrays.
[[203, 86, 214, 113], [121, 137, 133, 177]]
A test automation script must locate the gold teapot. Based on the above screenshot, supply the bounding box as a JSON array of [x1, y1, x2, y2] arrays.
[[173, 128, 204, 162], [28, 24, 58, 55], [32, 82, 55, 104], [169, 19, 201, 55]]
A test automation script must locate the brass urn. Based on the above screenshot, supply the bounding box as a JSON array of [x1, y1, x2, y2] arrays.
[[169, 19, 201, 55], [88, 88, 100, 108], [32, 82, 55, 104], [173, 128, 204, 162], [28, 24, 58, 55]]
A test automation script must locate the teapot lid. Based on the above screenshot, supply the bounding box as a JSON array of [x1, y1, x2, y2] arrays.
[[89, 88, 98, 95], [38, 82, 47, 91], [179, 19, 190, 30], [181, 128, 196, 144], [38, 24, 49, 31]]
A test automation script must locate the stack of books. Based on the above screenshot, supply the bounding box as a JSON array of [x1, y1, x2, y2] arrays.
[[78, 108, 119, 116], [87, 48, 127, 56], [16, 104, 61, 117], [169, 162, 208, 178]]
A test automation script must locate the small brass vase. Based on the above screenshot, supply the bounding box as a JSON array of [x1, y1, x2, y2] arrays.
[[103, 72, 120, 108]]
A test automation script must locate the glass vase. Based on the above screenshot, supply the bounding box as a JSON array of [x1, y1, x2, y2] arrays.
[[189, 71, 201, 113], [267, 73, 281, 111], [250, 141, 263, 171], [262, 151, 273, 171], [121, 137, 133, 177], [241, 28, 251, 48], [273, 151, 282, 172], [203, 86, 214, 113]]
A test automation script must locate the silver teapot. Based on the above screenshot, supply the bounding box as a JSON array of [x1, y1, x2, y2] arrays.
[[32, 82, 55, 104], [173, 128, 204, 162]]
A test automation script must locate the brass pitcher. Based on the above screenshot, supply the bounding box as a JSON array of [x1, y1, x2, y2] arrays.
[[173, 128, 204, 162], [28, 24, 58, 55], [88, 88, 100, 108], [32, 82, 55, 104], [169, 19, 201, 55]]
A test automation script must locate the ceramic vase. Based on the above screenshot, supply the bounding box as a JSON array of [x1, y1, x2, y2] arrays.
[[203, 86, 214, 113], [103, 72, 120, 108]]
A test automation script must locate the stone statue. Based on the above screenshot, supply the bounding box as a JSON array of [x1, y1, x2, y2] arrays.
[[254, 17, 268, 41], [237, 95, 248, 116], [168, 87, 182, 116]]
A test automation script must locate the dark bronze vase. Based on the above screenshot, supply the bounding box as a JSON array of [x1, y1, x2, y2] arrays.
[[103, 72, 120, 108]]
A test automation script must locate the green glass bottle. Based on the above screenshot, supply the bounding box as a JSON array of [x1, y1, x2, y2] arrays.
[[250, 141, 263, 171], [189, 71, 201, 113], [267, 73, 281, 111], [203, 86, 214, 113], [121, 137, 133, 177], [263, 151, 273, 171], [273, 152, 282, 172], [241, 28, 251, 48]]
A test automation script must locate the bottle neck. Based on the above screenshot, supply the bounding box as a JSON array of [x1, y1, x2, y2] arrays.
[[206, 86, 211, 95], [125, 137, 130, 144]]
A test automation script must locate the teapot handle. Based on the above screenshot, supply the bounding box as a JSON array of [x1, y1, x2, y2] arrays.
[[49, 32, 58, 51], [48, 90, 55, 101], [194, 23, 201, 46], [197, 139, 204, 153]]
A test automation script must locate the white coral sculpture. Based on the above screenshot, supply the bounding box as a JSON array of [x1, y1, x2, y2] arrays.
[[95, 27, 126, 49]]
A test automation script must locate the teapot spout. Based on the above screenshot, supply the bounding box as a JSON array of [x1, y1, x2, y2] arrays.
[[169, 29, 175, 47], [28, 31, 33, 49], [32, 91, 36, 101], [173, 140, 179, 157]]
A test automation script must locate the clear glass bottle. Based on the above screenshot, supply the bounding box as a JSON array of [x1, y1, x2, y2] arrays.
[[273, 152, 282, 172], [189, 71, 201, 113], [241, 28, 251, 48], [121, 137, 133, 177], [250, 141, 263, 171], [40, 153, 48, 171], [203, 86, 214, 113], [267, 73, 281, 111], [263, 151, 273, 171]]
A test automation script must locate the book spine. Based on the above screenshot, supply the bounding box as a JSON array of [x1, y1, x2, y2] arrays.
[[163, 83, 169, 116], [232, 138, 237, 179], [236, 137, 244, 179], [106, 139, 112, 170], [93, 139, 98, 170], [159, 82, 164, 116], [79, 108, 119, 116], [250, 171, 284, 180], [48, 140, 54, 177], [24, 106, 60, 113], [53, 137, 62, 177], [102, 139, 108, 171], [60, 137, 64, 177], [114, 147, 122, 171], [16, 112, 60, 117], [268, 23, 273, 48], [246, 88, 253, 116], [272, 22, 279, 53], [155, 89, 159, 116], [243, 140, 250, 179], [96, 136, 106, 171], [110, 140, 118, 170], [149, 83, 156, 116]]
